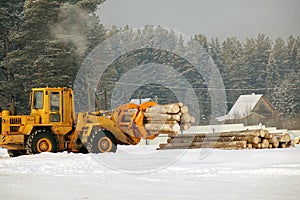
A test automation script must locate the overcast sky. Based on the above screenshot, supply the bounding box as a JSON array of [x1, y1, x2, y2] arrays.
[[97, 0, 300, 41]]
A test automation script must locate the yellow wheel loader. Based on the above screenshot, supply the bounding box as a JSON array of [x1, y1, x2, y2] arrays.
[[0, 87, 190, 157]]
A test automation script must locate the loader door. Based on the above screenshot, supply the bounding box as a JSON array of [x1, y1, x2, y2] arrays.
[[31, 88, 73, 135], [31, 90, 47, 123], [48, 89, 73, 135]]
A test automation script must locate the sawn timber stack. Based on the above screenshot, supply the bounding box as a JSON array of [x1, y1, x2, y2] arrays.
[[158, 129, 293, 150]]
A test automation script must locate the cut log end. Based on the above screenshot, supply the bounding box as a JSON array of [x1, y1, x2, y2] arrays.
[[180, 106, 189, 114], [181, 113, 191, 123]]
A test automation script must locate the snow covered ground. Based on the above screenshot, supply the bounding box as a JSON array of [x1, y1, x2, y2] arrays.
[[1, 145, 300, 200]]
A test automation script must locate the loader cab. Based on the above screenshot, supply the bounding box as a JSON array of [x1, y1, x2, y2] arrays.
[[31, 87, 75, 134]]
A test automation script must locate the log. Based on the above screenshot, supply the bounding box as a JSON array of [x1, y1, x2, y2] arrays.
[[190, 116, 196, 123], [144, 113, 181, 121], [149, 131, 179, 135], [264, 132, 273, 139], [269, 144, 273, 149], [269, 137, 279, 148], [166, 138, 173, 143], [181, 113, 191, 123], [175, 141, 247, 149], [201, 141, 247, 149], [247, 136, 261, 144], [294, 137, 300, 144], [168, 136, 249, 144], [261, 139, 270, 149], [144, 120, 178, 124], [247, 143, 253, 149], [286, 141, 294, 148], [159, 141, 247, 150], [259, 129, 267, 138], [158, 143, 168, 149], [276, 133, 291, 143], [280, 142, 287, 148], [180, 123, 191, 130], [252, 143, 262, 149], [145, 104, 180, 114], [145, 123, 180, 132], [169, 131, 260, 138], [167, 137, 195, 144], [180, 106, 189, 114]]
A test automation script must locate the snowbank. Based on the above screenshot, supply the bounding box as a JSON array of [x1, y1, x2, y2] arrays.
[[1, 146, 300, 200]]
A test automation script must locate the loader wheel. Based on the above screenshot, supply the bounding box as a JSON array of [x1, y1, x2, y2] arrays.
[[87, 129, 117, 153], [26, 130, 58, 154]]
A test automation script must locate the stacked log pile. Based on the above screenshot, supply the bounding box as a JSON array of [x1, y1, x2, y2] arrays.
[[158, 129, 294, 150], [120, 103, 194, 136], [143, 103, 194, 134]]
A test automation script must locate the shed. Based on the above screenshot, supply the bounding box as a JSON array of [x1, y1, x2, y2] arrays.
[[217, 93, 278, 126]]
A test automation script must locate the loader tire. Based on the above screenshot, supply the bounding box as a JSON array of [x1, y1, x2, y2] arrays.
[[26, 130, 58, 154], [87, 129, 117, 153], [8, 150, 26, 157]]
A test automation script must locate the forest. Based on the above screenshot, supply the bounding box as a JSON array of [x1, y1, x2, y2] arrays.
[[1, 0, 299, 128]]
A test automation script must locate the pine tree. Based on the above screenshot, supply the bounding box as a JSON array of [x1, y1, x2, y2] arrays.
[[239, 34, 272, 93], [193, 34, 208, 52], [174, 34, 186, 55], [267, 37, 299, 125], [2, 0, 106, 113], [272, 73, 297, 116], [220, 37, 243, 110], [208, 37, 222, 71], [295, 70, 300, 116], [266, 51, 280, 89], [286, 35, 299, 74], [0, 0, 24, 63], [272, 37, 288, 79], [0, 0, 25, 110]]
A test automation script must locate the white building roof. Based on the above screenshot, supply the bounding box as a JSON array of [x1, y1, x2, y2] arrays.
[[217, 93, 263, 121]]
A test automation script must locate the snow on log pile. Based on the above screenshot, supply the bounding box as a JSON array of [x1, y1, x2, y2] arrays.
[[158, 129, 294, 150]]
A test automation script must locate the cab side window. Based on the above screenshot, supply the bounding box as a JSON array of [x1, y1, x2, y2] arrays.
[[50, 92, 60, 122], [50, 92, 60, 111]]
